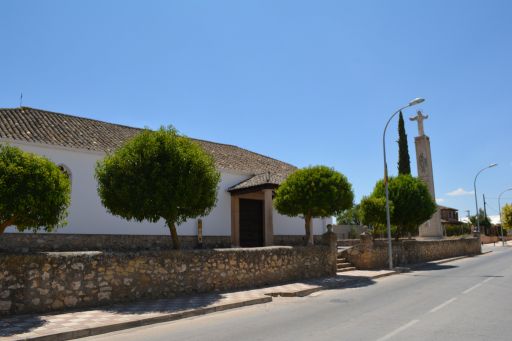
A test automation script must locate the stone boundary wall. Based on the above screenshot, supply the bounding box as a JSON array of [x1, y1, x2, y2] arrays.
[[344, 235, 481, 270], [0, 232, 338, 315], [0, 233, 329, 253], [273, 235, 324, 246], [336, 239, 361, 247], [480, 235, 512, 244], [0, 233, 232, 253], [332, 225, 368, 240]]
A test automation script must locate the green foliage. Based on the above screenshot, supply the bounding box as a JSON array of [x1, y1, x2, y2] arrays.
[[372, 224, 397, 239], [502, 204, 512, 229], [359, 196, 389, 228], [444, 224, 471, 236], [95, 127, 221, 249], [397, 111, 411, 175], [0, 144, 71, 234], [336, 204, 361, 225], [469, 208, 492, 234], [359, 196, 395, 238], [370, 175, 437, 239], [274, 165, 354, 245]]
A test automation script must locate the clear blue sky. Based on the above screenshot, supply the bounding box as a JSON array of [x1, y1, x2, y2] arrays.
[[1, 0, 511, 220]]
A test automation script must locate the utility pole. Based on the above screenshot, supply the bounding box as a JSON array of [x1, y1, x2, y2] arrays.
[[483, 194, 488, 218], [465, 210, 471, 235], [483, 194, 488, 235]]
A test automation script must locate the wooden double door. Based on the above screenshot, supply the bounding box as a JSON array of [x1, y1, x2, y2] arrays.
[[239, 199, 264, 247]]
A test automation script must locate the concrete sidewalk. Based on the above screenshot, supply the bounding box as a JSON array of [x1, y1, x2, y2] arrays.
[[0, 270, 393, 341]]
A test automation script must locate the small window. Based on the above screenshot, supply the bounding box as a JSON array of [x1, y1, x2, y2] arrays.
[[58, 164, 72, 183]]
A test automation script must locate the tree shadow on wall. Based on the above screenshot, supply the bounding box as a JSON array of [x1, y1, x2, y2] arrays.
[[0, 315, 46, 337]]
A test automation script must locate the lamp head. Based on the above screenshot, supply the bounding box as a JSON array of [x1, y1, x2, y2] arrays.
[[409, 98, 425, 106], [489, 163, 498, 168]]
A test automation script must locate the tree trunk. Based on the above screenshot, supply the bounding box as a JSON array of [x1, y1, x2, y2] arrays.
[[305, 214, 314, 246], [0, 217, 16, 235], [167, 221, 180, 249]]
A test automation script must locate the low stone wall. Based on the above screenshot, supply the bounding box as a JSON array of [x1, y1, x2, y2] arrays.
[[332, 225, 368, 240], [336, 239, 361, 247], [0, 233, 232, 253], [0, 233, 328, 253], [0, 233, 337, 315], [480, 235, 512, 244], [273, 235, 324, 246], [344, 235, 481, 270]]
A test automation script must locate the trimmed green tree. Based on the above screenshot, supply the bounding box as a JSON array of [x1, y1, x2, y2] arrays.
[[370, 175, 436, 239], [397, 111, 411, 175], [359, 196, 395, 238], [0, 145, 71, 235], [359, 196, 388, 227], [274, 166, 354, 245], [502, 204, 512, 229], [95, 127, 221, 249]]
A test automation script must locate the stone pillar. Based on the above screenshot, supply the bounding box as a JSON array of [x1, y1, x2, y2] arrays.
[[415, 134, 443, 238], [263, 189, 274, 246], [322, 231, 338, 275]]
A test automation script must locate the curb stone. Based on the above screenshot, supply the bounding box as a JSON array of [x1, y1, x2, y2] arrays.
[[264, 287, 323, 298]]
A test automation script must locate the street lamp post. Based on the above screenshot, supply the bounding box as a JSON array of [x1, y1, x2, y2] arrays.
[[382, 97, 424, 270], [498, 188, 512, 246], [473, 164, 497, 234]]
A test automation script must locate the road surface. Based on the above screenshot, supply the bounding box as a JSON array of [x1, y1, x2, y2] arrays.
[[83, 245, 512, 341]]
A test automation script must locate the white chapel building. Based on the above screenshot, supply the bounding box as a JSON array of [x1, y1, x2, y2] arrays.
[[0, 107, 330, 247]]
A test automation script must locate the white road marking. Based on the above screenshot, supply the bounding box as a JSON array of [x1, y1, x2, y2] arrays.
[[429, 297, 457, 313], [376, 319, 419, 341], [463, 283, 482, 294], [462, 277, 493, 294]]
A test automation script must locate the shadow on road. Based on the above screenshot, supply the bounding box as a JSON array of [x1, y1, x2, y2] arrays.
[[305, 275, 377, 291], [411, 263, 458, 271]]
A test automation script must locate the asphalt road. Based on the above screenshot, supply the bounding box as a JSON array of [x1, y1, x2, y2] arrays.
[[83, 245, 512, 341]]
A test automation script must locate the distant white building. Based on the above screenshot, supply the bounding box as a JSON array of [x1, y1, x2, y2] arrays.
[[0, 107, 330, 246]]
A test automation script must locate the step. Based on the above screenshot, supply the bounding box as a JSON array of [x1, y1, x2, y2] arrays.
[[336, 257, 346, 263], [337, 262, 352, 268], [337, 267, 357, 272]]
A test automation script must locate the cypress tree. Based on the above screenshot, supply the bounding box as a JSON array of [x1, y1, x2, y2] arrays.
[[397, 111, 411, 175]]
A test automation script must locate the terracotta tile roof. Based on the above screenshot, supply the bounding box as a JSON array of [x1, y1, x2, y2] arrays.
[[0, 107, 297, 177]]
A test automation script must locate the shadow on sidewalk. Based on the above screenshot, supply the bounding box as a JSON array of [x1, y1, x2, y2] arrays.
[[102, 292, 225, 315], [0, 315, 45, 337], [0, 293, 225, 336]]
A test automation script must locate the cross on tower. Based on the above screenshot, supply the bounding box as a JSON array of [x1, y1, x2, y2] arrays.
[[409, 110, 429, 136]]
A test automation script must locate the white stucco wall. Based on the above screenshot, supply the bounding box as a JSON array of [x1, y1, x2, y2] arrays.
[[273, 212, 330, 236], [3, 141, 247, 236], [3, 140, 331, 236]]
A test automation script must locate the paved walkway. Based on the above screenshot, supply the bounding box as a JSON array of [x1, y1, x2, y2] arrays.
[[0, 270, 394, 341]]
